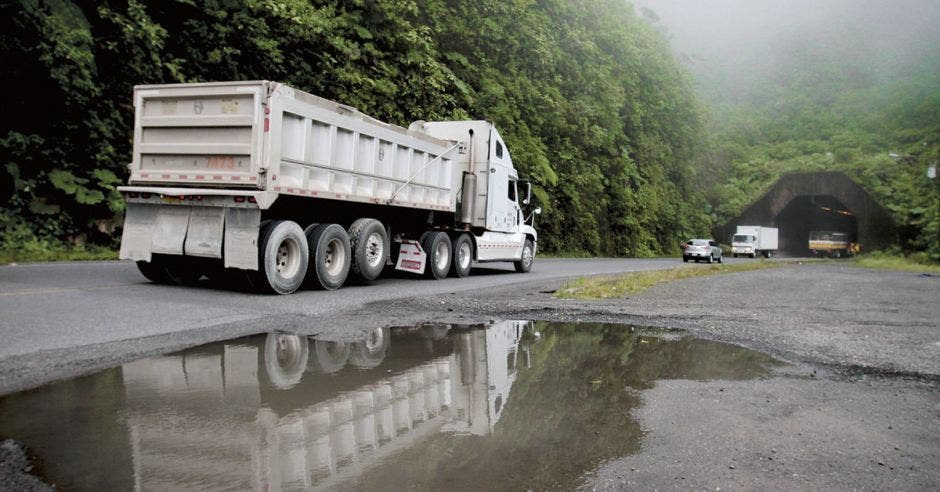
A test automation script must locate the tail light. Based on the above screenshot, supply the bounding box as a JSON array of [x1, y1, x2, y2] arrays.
[[234, 196, 246, 203]]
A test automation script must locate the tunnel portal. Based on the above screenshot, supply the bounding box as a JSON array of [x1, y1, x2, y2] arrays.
[[717, 172, 895, 255], [773, 194, 858, 255]]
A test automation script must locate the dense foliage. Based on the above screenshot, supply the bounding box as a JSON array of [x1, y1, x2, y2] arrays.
[[1, 0, 708, 256], [694, 25, 940, 259]]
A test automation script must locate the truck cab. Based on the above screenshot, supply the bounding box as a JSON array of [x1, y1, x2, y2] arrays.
[[414, 121, 539, 264]]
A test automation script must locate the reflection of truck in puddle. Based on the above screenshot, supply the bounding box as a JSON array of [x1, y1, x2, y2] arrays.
[[121, 321, 532, 490], [808, 230, 858, 258]]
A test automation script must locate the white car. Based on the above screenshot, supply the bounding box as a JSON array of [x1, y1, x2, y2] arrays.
[[682, 239, 723, 263]]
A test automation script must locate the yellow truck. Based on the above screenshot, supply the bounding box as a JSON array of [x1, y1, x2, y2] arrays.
[[808, 231, 859, 258]]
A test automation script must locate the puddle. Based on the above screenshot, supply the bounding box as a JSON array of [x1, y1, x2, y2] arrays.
[[0, 322, 782, 490]]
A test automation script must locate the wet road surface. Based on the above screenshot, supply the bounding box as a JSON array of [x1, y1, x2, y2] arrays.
[[0, 321, 782, 491]]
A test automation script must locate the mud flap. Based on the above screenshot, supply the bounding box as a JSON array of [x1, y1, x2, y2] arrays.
[[119, 203, 157, 261], [395, 240, 427, 274], [185, 207, 224, 258], [224, 208, 261, 270], [151, 206, 191, 255]]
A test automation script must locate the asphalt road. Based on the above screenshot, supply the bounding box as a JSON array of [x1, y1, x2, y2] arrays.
[[0, 257, 699, 367]]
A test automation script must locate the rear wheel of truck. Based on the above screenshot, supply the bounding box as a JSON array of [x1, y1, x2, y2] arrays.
[[305, 224, 350, 290], [514, 238, 535, 273], [254, 220, 309, 295], [423, 231, 452, 279], [262, 333, 308, 389], [348, 218, 388, 281], [450, 234, 473, 278], [349, 327, 390, 369], [136, 255, 200, 285]]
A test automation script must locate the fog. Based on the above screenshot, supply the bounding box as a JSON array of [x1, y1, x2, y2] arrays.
[[630, 0, 940, 105]]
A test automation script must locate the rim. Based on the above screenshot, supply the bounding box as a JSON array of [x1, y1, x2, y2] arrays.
[[522, 244, 533, 268], [364, 327, 385, 353], [274, 334, 304, 370], [435, 240, 450, 270], [276, 237, 302, 278], [458, 241, 471, 270], [323, 237, 346, 277], [365, 232, 384, 267]]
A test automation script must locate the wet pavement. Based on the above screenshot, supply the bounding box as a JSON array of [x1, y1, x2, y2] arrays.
[[0, 321, 782, 491]]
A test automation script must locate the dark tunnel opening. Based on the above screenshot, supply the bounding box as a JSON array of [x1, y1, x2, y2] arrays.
[[773, 195, 858, 255]]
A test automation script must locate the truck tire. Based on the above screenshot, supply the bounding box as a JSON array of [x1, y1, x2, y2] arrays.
[[422, 231, 452, 279], [262, 333, 308, 390], [349, 327, 390, 369], [305, 224, 350, 290], [254, 220, 309, 294], [136, 259, 172, 284], [136, 255, 200, 285], [308, 340, 350, 374], [514, 238, 535, 273], [450, 234, 473, 278], [348, 218, 388, 281]]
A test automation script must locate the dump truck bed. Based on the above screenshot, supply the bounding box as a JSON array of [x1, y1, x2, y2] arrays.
[[127, 81, 459, 212]]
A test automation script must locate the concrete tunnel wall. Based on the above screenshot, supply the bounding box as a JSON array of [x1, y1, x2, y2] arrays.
[[716, 171, 897, 253]]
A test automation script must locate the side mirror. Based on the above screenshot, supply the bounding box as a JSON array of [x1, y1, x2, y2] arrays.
[[519, 180, 532, 205], [534, 207, 542, 215]]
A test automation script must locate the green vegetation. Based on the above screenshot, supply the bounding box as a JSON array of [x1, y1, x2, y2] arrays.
[[853, 251, 940, 274], [554, 261, 782, 299], [2, 1, 937, 262], [0, 223, 116, 264], [687, 12, 940, 261], [1, 0, 708, 258]]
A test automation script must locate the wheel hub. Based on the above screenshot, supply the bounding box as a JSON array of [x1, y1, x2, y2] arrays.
[[366, 232, 384, 267]]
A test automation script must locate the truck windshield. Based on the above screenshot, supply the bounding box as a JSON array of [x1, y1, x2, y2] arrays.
[[732, 235, 753, 243]]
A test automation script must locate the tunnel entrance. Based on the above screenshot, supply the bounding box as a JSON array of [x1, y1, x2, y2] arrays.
[[716, 172, 896, 255], [773, 195, 858, 255]]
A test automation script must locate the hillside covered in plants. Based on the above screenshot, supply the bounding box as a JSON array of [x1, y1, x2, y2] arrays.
[[1, 0, 706, 257]]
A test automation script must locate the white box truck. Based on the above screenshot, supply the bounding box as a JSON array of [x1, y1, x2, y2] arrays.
[[118, 81, 540, 294], [731, 226, 778, 258]]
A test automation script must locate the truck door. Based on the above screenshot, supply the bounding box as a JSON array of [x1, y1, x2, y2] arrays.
[[485, 129, 521, 233]]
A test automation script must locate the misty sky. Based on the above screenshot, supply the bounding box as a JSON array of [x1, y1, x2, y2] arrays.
[[630, 0, 940, 104]]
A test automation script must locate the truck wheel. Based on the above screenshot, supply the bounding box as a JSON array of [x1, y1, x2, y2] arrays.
[[308, 340, 350, 374], [349, 327, 390, 368], [136, 255, 200, 285], [450, 234, 473, 278], [255, 220, 309, 294], [514, 238, 535, 273], [422, 231, 452, 279], [348, 218, 388, 281], [305, 224, 350, 290], [136, 259, 172, 284], [262, 333, 308, 390], [749, 253, 756, 259]]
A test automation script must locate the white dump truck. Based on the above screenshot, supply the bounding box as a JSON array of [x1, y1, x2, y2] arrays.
[[118, 81, 540, 293], [731, 225, 778, 258]]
